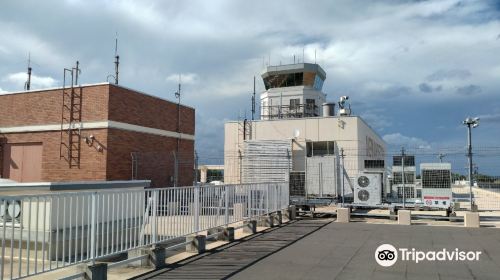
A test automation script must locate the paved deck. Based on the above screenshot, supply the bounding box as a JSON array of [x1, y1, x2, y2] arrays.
[[136, 219, 500, 280]]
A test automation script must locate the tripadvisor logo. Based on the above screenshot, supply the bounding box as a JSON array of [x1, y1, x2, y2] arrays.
[[375, 244, 482, 267]]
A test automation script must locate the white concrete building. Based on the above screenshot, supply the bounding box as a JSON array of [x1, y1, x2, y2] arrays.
[[224, 63, 386, 199]]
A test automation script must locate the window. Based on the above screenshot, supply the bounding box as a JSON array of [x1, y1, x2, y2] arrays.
[[289, 98, 300, 110], [263, 72, 304, 90], [306, 141, 335, 157], [313, 75, 324, 91], [306, 99, 316, 108], [393, 155, 415, 167], [364, 160, 385, 169]]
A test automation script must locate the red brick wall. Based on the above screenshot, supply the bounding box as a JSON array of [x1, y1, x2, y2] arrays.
[[106, 128, 194, 187], [0, 84, 110, 126], [0, 84, 196, 185], [1, 130, 108, 181], [108, 85, 195, 135]]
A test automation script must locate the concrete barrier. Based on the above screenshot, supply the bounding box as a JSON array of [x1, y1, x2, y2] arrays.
[[148, 247, 166, 269], [275, 211, 283, 225], [186, 235, 206, 253], [243, 220, 257, 234], [257, 215, 274, 227], [336, 208, 350, 223], [464, 212, 480, 228], [287, 205, 297, 220], [207, 227, 224, 240], [222, 227, 235, 242], [398, 210, 411, 225], [84, 263, 107, 280]]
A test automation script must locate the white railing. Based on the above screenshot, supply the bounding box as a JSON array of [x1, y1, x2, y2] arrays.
[[0, 182, 289, 280]]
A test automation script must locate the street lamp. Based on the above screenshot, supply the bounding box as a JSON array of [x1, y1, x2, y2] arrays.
[[463, 117, 479, 211]]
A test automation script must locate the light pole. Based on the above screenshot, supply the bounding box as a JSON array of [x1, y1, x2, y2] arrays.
[[463, 117, 479, 211]]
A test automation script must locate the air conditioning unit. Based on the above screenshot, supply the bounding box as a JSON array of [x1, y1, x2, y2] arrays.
[[354, 173, 382, 205]]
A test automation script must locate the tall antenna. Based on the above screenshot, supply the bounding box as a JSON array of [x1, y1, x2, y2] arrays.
[[114, 33, 119, 85], [25, 53, 32, 90], [314, 49, 317, 64], [303, 47, 305, 63], [73, 61, 81, 85], [251, 76, 256, 120]]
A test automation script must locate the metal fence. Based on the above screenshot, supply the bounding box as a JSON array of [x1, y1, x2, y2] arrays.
[[0, 182, 289, 280]]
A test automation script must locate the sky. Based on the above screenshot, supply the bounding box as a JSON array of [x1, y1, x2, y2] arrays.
[[1, 0, 499, 172]]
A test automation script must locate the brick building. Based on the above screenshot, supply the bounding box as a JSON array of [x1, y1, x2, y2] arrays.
[[0, 83, 195, 187]]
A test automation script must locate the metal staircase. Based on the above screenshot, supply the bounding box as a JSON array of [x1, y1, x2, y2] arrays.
[[59, 63, 82, 168]]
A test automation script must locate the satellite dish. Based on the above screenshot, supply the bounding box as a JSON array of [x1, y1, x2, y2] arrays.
[[293, 129, 300, 138]]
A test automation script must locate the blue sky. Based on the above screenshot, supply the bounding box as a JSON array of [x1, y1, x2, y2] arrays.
[[1, 0, 499, 173]]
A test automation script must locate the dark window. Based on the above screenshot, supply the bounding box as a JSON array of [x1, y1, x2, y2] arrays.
[[365, 160, 385, 169], [306, 142, 313, 157], [393, 155, 415, 167], [263, 72, 304, 90], [306, 141, 334, 157], [290, 98, 300, 110]]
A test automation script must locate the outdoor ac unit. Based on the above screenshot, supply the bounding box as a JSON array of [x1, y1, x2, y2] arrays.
[[354, 173, 382, 205]]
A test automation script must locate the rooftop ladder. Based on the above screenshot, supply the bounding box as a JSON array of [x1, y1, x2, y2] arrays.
[[59, 65, 82, 168]]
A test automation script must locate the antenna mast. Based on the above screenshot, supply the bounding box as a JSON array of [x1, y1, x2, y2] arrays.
[[73, 61, 80, 85], [251, 76, 256, 120], [25, 53, 32, 90], [114, 35, 119, 85]]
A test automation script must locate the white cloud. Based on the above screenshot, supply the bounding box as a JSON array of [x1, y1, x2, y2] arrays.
[[477, 113, 500, 123], [383, 133, 431, 149], [166, 73, 199, 85], [3, 72, 58, 89], [0, 87, 7, 94]]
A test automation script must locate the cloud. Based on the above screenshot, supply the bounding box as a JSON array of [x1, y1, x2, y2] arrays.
[[0, 87, 7, 94], [418, 83, 433, 93], [1, 0, 500, 157], [166, 73, 199, 85], [383, 133, 431, 149], [426, 69, 471, 82], [456, 84, 481, 96], [418, 82, 443, 93], [477, 113, 500, 123], [3, 72, 58, 89]]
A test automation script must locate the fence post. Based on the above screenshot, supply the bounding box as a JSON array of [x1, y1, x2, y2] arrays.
[[90, 192, 97, 265], [194, 186, 200, 233], [266, 184, 270, 215], [152, 190, 158, 245], [247, 186, 251, 218], [224, 186, 230, 225]]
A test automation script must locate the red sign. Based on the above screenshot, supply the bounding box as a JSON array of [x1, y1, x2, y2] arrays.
[[423, 196, 450, 200]]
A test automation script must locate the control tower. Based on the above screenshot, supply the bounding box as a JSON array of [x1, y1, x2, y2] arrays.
[[260, 63, 327, 120]]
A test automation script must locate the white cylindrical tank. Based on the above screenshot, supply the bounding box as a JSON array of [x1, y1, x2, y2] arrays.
[[322, 103, 335, 117]]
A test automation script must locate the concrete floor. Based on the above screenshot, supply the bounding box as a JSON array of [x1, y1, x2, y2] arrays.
[[139, 219, 500, 280]]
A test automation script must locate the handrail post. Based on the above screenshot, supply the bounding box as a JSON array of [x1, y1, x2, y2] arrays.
[[152, 190, 158, 245], [224, 186, 230, 225], [266, 184, 270, 215], [194, 186, 200, 233], [90, 192, 97, 265]]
